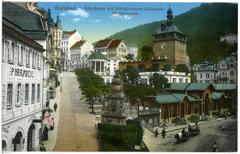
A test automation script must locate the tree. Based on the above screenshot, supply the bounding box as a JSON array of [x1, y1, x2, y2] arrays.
[[140, 45, 154, 61], [125, 53, 134, 61], [123, 84, 154, 104], [162, 64, 172, 71], [121, 65, 140, 84], [149, 73, 170, 93], [175, 64, 190, 73], [75, 68, 110, 113]]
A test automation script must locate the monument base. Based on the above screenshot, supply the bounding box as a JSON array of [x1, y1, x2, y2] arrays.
[[102, 114, 126, 125]]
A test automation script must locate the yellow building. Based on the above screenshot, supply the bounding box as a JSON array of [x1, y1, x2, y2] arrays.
[[153, 7, 190, 68]]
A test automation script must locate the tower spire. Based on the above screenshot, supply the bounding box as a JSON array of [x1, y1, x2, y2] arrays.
[[166, 4, 173, 26]]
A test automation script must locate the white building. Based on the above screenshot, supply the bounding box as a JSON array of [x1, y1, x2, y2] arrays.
[[2, 2, 48, 151], [62, 30, 82, 70], [94, 39, 128, 61], [127, 47, 138, 60], [87, 52, 119, 83], [220, 34, 237, 44], [70, 40, 94, 70], [139, 71, 191, 85], [216, 52, 237, 84], [192, 53, 237, 84], [192, 61, 218, 83]]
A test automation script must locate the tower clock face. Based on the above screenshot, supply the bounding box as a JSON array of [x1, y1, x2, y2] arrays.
[[161, 43, 166, 49]]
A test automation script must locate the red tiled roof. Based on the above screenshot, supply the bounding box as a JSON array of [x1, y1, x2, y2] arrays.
[[70, 40, 86, 49], [108, 39, 122, 49], [94, 39, 112, 48]]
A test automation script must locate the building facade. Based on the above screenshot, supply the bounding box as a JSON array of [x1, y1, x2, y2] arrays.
[[192, 53, 237, 84], [62, 30, 82, 71], [192, 61, 218, 83], [94, 39, 128, 61], [152, 7, 189, 68], [2, 19, 46, 152], [2, 2, 49, 151], [70, 40, 94, 70], [139, 71, 191, 84], [87, 52, 119, 83], [216, 52, 237, 84]]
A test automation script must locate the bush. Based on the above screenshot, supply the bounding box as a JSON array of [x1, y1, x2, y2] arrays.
[[98, 120, 144, 151], [187, 114, 200, 123]]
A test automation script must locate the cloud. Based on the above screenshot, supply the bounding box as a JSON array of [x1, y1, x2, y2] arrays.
[[110, 13, 132, 20], [68, 8, 89, 17], [60, 8, 89, 18], [91, 19, 101, 23], [60, 12, 66, 16], [73, 18, 81, 22]]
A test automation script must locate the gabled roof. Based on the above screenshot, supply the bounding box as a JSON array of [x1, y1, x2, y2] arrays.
[[169, 83, 190, 91], [211, 92, 224, 100], [155, 93, 197, 104], [108, 39, 122, 49], [70, 40, 86, 49], [88, 52, 107, 60], [94, 39, 123, 49], [156, 94, 180, 104], [3, 2, 47, 40], [94, 39, 112, 48], [186, 83, 215, 91], [213, 84, 236, 91]]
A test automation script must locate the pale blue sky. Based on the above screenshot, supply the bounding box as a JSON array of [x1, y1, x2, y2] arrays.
[[38, 2, 201, 43]]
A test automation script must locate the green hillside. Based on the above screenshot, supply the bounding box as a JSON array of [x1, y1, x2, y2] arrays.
[[109, 3, 237, 65]]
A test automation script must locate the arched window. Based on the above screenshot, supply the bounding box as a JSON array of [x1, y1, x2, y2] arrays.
[[2, 140, 7, 151]]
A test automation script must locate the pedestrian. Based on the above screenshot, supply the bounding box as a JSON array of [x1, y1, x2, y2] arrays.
[[212, 142, 217, 152], [54, 102, 58, 112], [162, 129, 166, 139], [154, 129, 159, 138]]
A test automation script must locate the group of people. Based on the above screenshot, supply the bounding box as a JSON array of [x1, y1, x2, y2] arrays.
[[154, 121, 217, 152], [154, 128, 166, 139]]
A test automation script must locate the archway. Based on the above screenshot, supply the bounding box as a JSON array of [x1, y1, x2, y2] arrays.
[[27, 124, 36, 151], [13, 131, 23, 151], [2, 140, 7, 151]]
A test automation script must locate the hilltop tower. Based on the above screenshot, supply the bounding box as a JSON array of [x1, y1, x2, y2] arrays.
[[153, 6, 190, 68]]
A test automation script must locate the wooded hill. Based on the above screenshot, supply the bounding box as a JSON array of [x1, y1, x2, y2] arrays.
[[109, 3, 237, 65]]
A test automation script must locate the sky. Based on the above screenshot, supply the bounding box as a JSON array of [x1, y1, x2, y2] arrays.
[[38, 2, 201, 43]]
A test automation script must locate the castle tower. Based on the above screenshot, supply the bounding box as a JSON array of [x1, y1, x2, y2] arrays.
[[102, 70, 126, 125], [153, 6, 189, 68]]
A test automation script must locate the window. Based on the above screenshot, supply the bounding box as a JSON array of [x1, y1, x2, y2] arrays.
[[172, 78, 176, 83], [32, 51, 35, 69], [25, 84, 29, 105], [18, 45, 23, 66], [26, 48, 30, 67], [31, 84, 35, 103], [2, 84, 6, 109], [179, 78, 183, 83], [7, 84, 13, 109], [37, 84, 40, 102], [185, 78, 189, 83], [8, 41, 14, 63], [16, 84, 21, 107], [206, 73, 210, 79], [2, 39, 5, 62]]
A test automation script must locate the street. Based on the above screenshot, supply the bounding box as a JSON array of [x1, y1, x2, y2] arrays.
[[53, 72, 99, 151], [143, 117, 237, 152]]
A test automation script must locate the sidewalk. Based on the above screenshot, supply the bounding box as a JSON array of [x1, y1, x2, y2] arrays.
[[142, 117, 226, 152], [43, 85, 61, 151], [143, 117, 226, 135]]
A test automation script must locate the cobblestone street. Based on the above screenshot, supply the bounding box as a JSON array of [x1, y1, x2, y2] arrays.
[[53, 72, 99, 151]]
